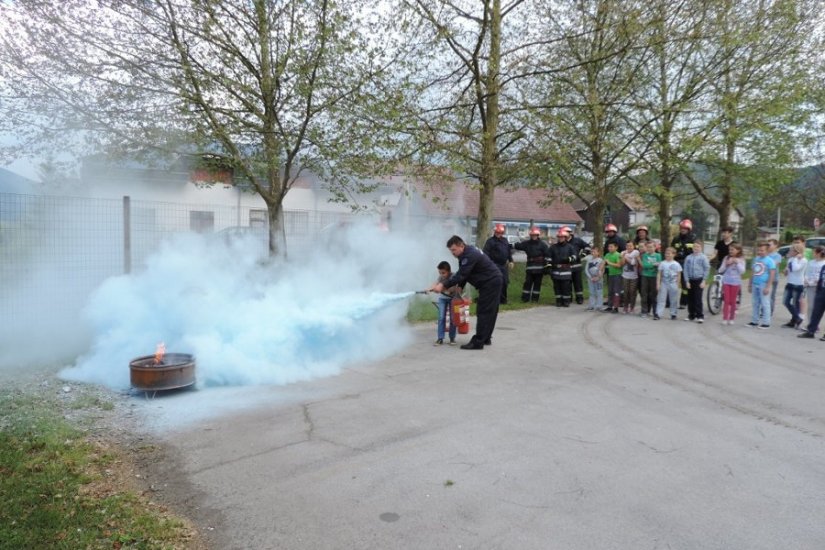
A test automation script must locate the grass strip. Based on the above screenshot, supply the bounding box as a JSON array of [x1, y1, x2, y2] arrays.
[[0, 388, 196, 550]]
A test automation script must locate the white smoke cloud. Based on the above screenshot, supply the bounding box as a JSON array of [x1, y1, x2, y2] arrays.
[[59, 221, 449, 390]]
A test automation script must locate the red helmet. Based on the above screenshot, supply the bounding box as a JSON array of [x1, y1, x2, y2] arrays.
[[605, 223, 617, 232], [636, 225, 649, 234], [679, 219, 693, 230], [529, 227, 541, 237], [559, 225, 571, 234], [557, 228, 569, 238], [494, 223, 505, 234]]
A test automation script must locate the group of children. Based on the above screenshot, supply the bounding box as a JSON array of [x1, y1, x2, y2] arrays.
[[584, 238, 825, 333], [586, 240, 698, 321]]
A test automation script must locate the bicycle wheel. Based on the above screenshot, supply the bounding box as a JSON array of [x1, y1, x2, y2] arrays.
[[706, 280, 722, 315]]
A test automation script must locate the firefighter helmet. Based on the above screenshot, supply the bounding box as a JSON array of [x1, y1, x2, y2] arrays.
[[559, 225, 571, 234], [604, 223, 618, 233], [679, 219, 693, 230], [636, 225, 649, 234], [557, 228, 569, 238], [529, 227, 541, 237], [494, 223, 505, 234]]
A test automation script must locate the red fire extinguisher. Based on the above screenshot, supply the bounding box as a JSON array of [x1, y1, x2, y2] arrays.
[[451, 296, 471, 335]]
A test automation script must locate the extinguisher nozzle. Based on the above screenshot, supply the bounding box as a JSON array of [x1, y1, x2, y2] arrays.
[[415, 290, 429, 294]]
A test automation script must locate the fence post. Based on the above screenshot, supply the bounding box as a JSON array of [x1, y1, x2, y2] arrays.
[[123, 195, 131, 274]]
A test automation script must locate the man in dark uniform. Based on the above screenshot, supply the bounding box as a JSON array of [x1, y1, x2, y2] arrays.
[[564, 226, 591, 305], [514, 227, 551, 302], [547, 228, 579, 307], [483, 223, 514, 304], [430, 235, 503, 350], [604, 223, 626, 252], [670, 219, 697, 308]]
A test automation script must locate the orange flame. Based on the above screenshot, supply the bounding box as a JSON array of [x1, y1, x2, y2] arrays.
[[154, 342, 166, 365]]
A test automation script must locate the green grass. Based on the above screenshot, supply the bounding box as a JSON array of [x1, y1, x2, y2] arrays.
[[0, 388, 195, 550]]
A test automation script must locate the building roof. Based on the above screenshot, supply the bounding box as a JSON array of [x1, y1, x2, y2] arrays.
[[410, 180, 581, 223]]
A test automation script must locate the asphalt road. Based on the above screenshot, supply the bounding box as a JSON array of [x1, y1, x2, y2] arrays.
[[137, 301, 825, 550]]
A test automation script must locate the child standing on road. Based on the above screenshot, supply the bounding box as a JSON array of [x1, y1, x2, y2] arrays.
[[748, 242, 777, 329], [766, 239, 782, 318], [798, 247, 825, 340], [717, 243, 746, 325], [586, 246, 605, 311], [603, 242, 623, 313], [656, 247, 682, 320], [433, 261, 460, 345], [684, 239, 711, 323], [620, 241, 640, 313], [639, 241, 661, 318], [802, 246, 825, 333], [782, 242, 808, 329]]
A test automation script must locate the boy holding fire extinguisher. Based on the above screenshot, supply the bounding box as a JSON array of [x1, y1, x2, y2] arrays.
[[433, 261, 463, 345]]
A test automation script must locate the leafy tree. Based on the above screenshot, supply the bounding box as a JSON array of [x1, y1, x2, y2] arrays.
[[627, 0, 721, 247], [0, 0, 408, 257], [401, 0, 555, 246], [528, 0, 656, 248], [685, 0, 820, 232]]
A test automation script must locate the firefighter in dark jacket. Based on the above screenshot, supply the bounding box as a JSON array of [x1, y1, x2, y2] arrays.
[[547, 228, 579, 307], [482, 223, 514, 304], [429, 235, 503, 350], [514, 227, 551, 302], [670, 219, 697, 308], [564, 226, 591, 304], [604, 223, 626, 252]]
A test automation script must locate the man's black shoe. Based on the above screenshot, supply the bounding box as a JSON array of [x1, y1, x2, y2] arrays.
[[484, 338, 492, 345], [460, 341, 484, 350], [576, 297, 583, 304], [798, 332, 814, 339]]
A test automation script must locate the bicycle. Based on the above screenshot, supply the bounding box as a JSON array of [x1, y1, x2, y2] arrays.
[[706, 274, 741, 315], [706, 274, 723, 315]]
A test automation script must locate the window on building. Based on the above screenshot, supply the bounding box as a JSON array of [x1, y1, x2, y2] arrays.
[[249, 209, 268, 228], [190, 210, 214, 233]]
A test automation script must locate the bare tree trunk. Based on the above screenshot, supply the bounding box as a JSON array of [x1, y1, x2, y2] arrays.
[[474, 0, 501, 247]]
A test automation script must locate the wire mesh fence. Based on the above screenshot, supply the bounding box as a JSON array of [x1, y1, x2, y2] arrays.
[[0, 192, 366, 326]]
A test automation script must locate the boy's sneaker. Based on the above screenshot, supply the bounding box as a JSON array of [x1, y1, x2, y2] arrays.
[[449, 339, 456, 345], [434, 339, 444, 346], [697, 318, 704, 324], [670, 315, 677, 320], [612, 308, 619, 314], [747, 322, 759, 327], [728, 320, 734, 325], [684, 317, 692, 322], [758, 324, 770, 330], [653, 314, 660, 320]]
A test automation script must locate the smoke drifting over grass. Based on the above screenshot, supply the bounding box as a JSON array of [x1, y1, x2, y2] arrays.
[[60, 221, 445, 390]]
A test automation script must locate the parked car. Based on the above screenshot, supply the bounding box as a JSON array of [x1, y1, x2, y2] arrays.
[[778, 237, 825, 257], [806, 237, 825, 249]]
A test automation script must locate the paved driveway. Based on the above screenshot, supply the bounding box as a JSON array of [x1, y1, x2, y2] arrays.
[[137, 304, 825, 550]]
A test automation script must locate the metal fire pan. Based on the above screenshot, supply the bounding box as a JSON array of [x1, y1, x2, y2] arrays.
[[129, 353, 196, 392]]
